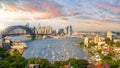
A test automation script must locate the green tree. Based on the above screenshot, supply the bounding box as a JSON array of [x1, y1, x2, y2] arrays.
[[110, 65, 119, 68], [0, 47, 9, 58], [104, 38, 114, 45], [79, 42, 84, 46], [12, 49, 21, 56], [115, 41, 120, 47], [88, 42, 96, 48], [67, 58, 88, 68], [0, 55, 27, 68], [114, 59, 120, 66], [67, 58, 77, 68], [53, 61, 61, 68], [101, 55, 113, 64], [28, 58, 52, 68], [76, 59, 89, 68]]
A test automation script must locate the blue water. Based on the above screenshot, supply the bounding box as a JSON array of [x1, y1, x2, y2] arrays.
[[22, 38, 89, 62]]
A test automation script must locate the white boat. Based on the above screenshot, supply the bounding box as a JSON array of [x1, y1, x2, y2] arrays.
[[42, 51, 45, 54]]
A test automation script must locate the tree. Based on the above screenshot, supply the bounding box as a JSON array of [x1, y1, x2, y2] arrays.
[[101, 55, 113, 64], [115, 41, 120, 47], [53, 61, 61, 68], [0, 55, 27, 68], [113, 59, 120, 66], [110, 65, 119, 68], [0, 47, 9, 58], [39, 59, 51, 68], [12, 49, 21, 56], [76, 59, 89, 68], [104, 38, 114, 45], [28, 58, 52, 68], [79, 42, 84, 46], [66, 58, 88, 68], [67, 58, 77, 68], [88, 42, 96, 48]]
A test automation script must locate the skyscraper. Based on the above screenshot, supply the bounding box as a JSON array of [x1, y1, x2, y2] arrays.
[[64, 27, 67, 34], [41, 27, 47, 34], [67, 25, 72, 35], [94, 35, 99, 44], [35, 23, 40, 34], [47, 26, 52, 34], [107, 31, 112, 40], [84, 37, 89, 46]]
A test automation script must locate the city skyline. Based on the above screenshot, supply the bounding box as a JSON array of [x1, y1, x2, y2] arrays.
[[0, 0, 120, 32]]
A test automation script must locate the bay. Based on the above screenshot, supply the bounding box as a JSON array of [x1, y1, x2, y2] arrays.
[[22, 38, 89, 62]]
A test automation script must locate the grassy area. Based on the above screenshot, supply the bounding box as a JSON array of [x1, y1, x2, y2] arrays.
[[0, 47, 7, 53], [0, 47, 9, 58]]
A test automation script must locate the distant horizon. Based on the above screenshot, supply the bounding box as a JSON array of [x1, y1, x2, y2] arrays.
[[0, 0, 120, 31], [1, 22, 120, 32]]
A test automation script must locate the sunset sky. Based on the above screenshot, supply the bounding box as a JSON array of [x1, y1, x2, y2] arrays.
[[0, 0, 120, 32]]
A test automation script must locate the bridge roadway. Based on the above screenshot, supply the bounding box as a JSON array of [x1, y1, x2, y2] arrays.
[[1, 25, 50, 39]]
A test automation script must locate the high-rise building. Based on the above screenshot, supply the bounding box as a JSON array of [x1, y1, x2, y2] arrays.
[[94, 35, 99, 44], [55, 29, 59, 34], [67, 25, 72, 35], [64, 27, 67, 34], [25, 23, 29, 28], [47, 26, 52, 34], [35, 23, 40, 34], [41, 27, 47, 34], [84, 37, 89, 46], [107, 31, 112, 40]]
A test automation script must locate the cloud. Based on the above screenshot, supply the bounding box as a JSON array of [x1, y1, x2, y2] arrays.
[[1, 3, 19, 11], [60, 18, 69, 21], [94, 2, 120, 13], [0, 0, 64, 21]]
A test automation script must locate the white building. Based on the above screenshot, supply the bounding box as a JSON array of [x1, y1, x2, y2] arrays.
[[107, 31, 112, 40], [84, 37, 89, 47]]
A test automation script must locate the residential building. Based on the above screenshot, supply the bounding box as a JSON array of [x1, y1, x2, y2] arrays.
[[2, 38, 12, 49], [84, 37, 89, 46], [94, 35, 99, 44], [47, 26, 52, 34], [107, 31, 112, 40], [67, 25, 72, 35], [26, 64, 39, 68]]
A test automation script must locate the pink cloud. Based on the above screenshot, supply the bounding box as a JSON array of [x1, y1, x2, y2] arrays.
[[3, 3, 18, 11], [41, 4, 62, 17], [19, 5, 42, 13], [1, 2, 63, 20], [94, 2, 120, 13], [85, 19, 120, 25]]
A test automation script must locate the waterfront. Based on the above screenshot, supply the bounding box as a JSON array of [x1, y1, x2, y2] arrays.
[[22, 38, 89, 62]]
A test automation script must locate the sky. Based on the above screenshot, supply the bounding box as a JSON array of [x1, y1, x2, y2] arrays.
[[0, 0, 120, 32]]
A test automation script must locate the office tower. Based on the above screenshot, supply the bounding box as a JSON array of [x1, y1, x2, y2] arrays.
[[64, 27, 67, 34], [94, 35, 99, 44], [67, 25, 72, 35], [47, 26, 52, 34], [84, 37, 89, 46], [41, 27, 47, 34], [35, 23, 40, 34], [55, 29, 59, 34], [107, 31, 112, 40]]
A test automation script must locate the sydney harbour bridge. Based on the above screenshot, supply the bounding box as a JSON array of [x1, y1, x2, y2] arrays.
[[0, 25, 50, 39]]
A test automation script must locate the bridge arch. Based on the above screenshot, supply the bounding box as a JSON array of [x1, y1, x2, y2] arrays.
[[1, 25, 35, 39]]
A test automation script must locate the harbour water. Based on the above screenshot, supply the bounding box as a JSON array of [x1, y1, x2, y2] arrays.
[[22, 38, 90, 62]]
